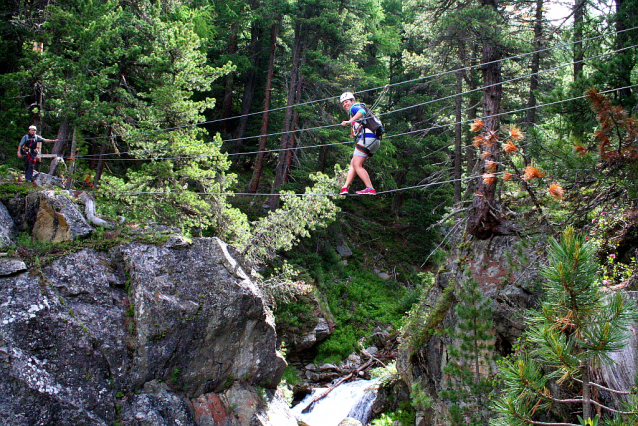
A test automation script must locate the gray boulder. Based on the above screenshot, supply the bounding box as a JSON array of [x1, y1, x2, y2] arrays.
[[190, 384, 297, 426], [336, 236, 353, 258], [0, 258, 27, 276], [119, 380, 197, 426], [27, 190, 94, 242], [0, 237, 287, 425], [3, 195, 28, 234], [276, 285, 334, 354], [32, 172, 64, 189], [0, 202, 16, 247], [117, 237, 286, 394], [338, 418, 363, 426], [593, 292, 638, 411]]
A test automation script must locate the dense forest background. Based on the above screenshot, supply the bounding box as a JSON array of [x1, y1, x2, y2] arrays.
[[1, 0, 638, 424], [1, 0, 636, 234]]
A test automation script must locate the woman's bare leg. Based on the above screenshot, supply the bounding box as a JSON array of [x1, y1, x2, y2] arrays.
[[343, 156, 358, 189], [351, 155, 373, 188]]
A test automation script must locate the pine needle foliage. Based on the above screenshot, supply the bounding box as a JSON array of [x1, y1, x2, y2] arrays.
[[241, 172, 340, 265], [586, 88, 638, 165], [439, 275, 496, 426], [491, 227, 638, 426]]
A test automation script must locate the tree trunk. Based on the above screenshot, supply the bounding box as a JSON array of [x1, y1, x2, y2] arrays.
[[582, 362, 592, 421], [285, 76, 304, 175], [49, 118, 70, 175], [66, 127, 77, 189], [93, 129, 111, 188], [93, 144, 107, 188], [481, 43, 501, 133], [573, 0, 585, 81], [32, 80, 43, 172], [572, 0, 586, 142], [525, 0, 544, 128], [235, 20, 262, 141], [454, 68, 463, 203], [267, 21, 306, 210], [317, 144, 328, 173], [222, 28, 238, 132], [614, 0, 633, 106], [464, 45, 481, 196], [466, 15, 514, 239], [249, 21, 279, 193], [31, 80, 43, 131], [391, 169, 407, 215]]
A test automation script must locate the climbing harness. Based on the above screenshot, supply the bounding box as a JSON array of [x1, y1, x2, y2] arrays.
[[355, 142, 374, 157], [23, 135, 39, 163]]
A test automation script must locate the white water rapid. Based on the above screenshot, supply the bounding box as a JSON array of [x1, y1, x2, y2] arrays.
[[291, 379, 380, 426]]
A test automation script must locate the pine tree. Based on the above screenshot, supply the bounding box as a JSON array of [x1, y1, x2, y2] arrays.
[[439, 275, 496, 426], [491, 227, 638, 426], [97, 3, 240, 238]]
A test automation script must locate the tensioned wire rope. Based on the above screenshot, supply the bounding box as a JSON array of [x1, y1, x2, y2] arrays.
[[80, 41, 638, 161], [94, 82, 638, 198], [78, 30, 637, 158], [74, 24, 638, 151], [85, 57, 638, 169], [78, 42, 638, 162], [75, 41, 638, 163], [385, 81, 638, 141]]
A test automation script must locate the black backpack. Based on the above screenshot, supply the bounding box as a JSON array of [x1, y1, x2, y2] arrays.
[[355, 103, 385, 139]]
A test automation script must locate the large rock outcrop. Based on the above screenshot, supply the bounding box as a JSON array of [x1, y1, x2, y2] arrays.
[[397, 234, 543, 426], [1, 188, 94, 244], [29, 190, 94, 243], [276, 283, 334, 355], [398, 231, 638, 426], [0, 233, 289, 425]]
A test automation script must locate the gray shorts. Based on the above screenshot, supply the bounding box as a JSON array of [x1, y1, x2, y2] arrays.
[[353, 131, 381, 158]]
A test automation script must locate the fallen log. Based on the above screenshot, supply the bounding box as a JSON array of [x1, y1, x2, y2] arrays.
[[78, 191, 125, 228], [300, 359, 374, 414]]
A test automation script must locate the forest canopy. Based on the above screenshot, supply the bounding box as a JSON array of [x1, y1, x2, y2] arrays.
[[0, 0, 636, 255]]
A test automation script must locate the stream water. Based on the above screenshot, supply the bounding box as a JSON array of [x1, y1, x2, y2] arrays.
[[290, 378, 380, 426]]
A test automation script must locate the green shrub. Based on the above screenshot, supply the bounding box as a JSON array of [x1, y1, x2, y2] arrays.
[[281, 366, 301, 386], [371, 409, 415, 426], [314, 266, 414, 363]]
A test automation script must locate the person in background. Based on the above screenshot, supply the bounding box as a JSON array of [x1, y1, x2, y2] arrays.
[[339, 92, 378, 195], [17, 125, 58, 182]]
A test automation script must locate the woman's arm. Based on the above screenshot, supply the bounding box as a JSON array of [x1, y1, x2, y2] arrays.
[[341, 111, 364, 126]]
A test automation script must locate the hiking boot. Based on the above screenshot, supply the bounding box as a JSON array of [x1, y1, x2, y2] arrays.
[[356, 187, 376, 195], [339, 187, 349, 195]]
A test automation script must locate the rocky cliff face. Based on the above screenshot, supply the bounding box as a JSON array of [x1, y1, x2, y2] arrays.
[[398, 233, 638, 426], [0, 190, 295, 426]]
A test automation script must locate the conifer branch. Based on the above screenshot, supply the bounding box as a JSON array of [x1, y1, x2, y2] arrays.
[[586, 398, 637, 415], [506, 409, 579, 426], [569, 377, 635, 395], [492, 227, 638, 424]]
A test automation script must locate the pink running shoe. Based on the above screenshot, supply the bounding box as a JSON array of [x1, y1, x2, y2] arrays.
[[339, 187, 349, 195], [356, 187, 376, 195]]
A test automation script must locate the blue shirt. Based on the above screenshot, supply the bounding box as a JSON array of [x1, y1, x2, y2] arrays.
[[349, 102, 366, 118]]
